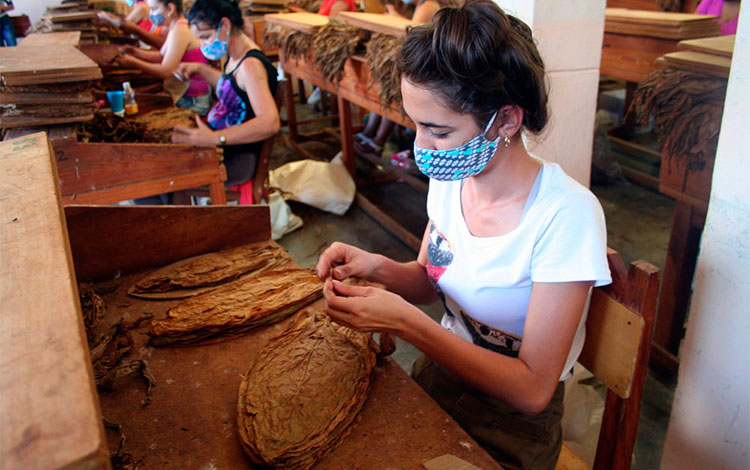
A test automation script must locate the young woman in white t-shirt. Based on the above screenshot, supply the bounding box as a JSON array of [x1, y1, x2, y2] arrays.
[[315, 1, 611, 468]]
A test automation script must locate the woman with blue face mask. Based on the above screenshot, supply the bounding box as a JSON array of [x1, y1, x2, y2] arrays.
[[97, 0, 169, 49], [171, 0, 280, 203], [316, 1, 611, 468], [113, 0, 212, 116]]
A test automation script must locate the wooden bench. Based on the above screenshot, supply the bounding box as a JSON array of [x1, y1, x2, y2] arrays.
[[557, 248, 660, 470]]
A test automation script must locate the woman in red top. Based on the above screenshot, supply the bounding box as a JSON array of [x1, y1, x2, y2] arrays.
[[317, 0, 356, 18]]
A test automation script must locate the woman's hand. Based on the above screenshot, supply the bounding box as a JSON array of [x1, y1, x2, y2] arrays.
[[323, 278, 413, 334], [113, 53, 136, 67], [175, 62, 201, 81], [315, 242, 383, 281], [172, 116, 216, 147], [97, 11, 122, 28]]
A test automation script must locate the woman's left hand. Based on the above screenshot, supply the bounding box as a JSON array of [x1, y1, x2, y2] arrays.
[[172, 116, 216, 147], [322, 278, 413, 334]]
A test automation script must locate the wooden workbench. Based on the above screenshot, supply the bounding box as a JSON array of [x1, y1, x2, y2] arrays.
[[0, 131, 503, 469], [281, 52, 425, 251]]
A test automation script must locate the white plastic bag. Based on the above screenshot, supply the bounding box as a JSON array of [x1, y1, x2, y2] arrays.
[[268, 152, 355, 216], [267, 190, 303, 240]]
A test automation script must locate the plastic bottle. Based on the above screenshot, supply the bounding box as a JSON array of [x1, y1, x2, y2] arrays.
[[122, 81, 139, 116]]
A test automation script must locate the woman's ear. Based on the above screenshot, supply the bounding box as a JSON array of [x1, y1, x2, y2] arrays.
[[485, 104, 524, 141]]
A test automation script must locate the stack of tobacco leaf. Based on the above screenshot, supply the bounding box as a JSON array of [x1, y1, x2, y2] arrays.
[[237, 309, 379, 470], [0, 45, 101, 129], [148, 268, 323, 345], [263, 23, 311, 61], [78, 107, 198, 143], [289, 0, 322, 12]]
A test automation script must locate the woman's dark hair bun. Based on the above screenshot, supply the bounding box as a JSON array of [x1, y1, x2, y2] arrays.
[[399, 0, 548, 134]]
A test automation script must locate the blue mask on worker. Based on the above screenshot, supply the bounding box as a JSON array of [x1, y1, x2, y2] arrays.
[[414, 112, 500, 181], [127, 0, 135, 6], [200, 23, 229, 61], [149, 11, 165, 26]]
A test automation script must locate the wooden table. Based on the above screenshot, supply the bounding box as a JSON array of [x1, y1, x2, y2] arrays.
[[281, 53, 426, 251], [0, 132, 503, 469]]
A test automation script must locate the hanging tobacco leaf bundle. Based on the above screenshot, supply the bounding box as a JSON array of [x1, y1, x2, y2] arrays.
[[263, 23, 311, 61], [237, 309, 380, 470], [311, 20, 366, 84], [366, 33, 404, 111], [628, 68, 726, 171], [148, 268, 323, 345]]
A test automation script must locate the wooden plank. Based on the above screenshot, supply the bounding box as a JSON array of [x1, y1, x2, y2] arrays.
[[264, 12, 328, 33], [65, 205, 272, 280], [0, 113, 95, 129], [43, 11, 97, 23], [0, 91, 93, 105], [53, 141, 223, 195], [605, 8, 718, 25], [0, 46, 102, 86], [601, 32, 681, 82], [577, 290, 645, 399], [679, 34, 735, 57], [660, 50, 731, 78], [338, 11, 416, 37], [0, 133, 110, 470], [19, 31, 82, 47]]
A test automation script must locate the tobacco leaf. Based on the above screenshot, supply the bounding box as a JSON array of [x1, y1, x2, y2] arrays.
[[148, 268, 324, 346], [311, 20, 367, 84], [237, 309, 378, 470], [365, 33, 404, 111], [130, 240, 291, 295]]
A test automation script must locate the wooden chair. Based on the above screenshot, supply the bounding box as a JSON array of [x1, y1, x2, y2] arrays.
[[556, 248, 660, 470]]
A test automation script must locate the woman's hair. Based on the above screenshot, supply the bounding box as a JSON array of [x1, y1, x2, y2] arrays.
[[187, 0, 244, 29], [398, 0, 548, 133], [155, 0, 183, 14]]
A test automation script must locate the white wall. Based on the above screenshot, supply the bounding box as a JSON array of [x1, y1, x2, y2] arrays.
[[11, 0, 49, 27], [494, 0, 606, 186], [660, 6, 750, 470]]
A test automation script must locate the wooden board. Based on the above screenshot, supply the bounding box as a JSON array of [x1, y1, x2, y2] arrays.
[[43, 11, 97, 23], [605, 8, 717, 25], [600, 32, 681, 82], [659, 50, 731, 78], [0, 113, 95, 129], [604, 8, 720, 39], [264, 12, 328, 33], [19, 31, 82, 47], [679, 34, 735, 57], [0, 46, 102, 86], [63, 204, 503, 470], [0, 133, 110, 470], [0, 90, 94, 105], [338, 11, 416, 37]]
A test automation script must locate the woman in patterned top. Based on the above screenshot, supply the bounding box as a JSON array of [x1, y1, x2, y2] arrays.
[[171, 0, 279, 201]]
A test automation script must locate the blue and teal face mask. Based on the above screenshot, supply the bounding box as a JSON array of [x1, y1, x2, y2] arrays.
[[200, 23, 229, 61], [127, 0, 136, 6], [149, 11, 165, 26], [414, 112, 501, 181]]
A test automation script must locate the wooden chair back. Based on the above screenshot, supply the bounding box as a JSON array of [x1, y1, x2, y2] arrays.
[[557, 248, 660, 470], [252, 78, 286, 204]]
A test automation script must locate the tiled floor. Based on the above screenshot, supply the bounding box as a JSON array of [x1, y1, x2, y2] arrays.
[[272, 100, 676, 469]]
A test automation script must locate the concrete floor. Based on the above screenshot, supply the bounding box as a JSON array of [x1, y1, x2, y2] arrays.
[[271, 99, 675, 469]]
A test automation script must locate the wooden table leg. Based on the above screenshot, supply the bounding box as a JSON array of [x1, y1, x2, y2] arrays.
[[285, 76, 298, 142], [651, 200, 706, 373], [209, 181, 227, 205], [337, 94, 355, 178]]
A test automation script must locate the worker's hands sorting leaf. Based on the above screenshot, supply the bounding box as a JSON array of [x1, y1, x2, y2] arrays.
[[322, 278, 414, 335], [316, 241, 383, 282], [172, 116, 216, 147]]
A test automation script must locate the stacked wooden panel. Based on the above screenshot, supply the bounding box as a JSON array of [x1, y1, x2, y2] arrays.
[[242, 0, 288, 14], [605, 8, 721, 39], [0, 45, 102, 129], [657, 34, 735, 78], [338, 12, 415, 37]]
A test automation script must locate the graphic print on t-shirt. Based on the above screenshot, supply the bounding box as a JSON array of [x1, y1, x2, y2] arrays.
[[426, 221, 453, 283], [460, 310, 522, 357]]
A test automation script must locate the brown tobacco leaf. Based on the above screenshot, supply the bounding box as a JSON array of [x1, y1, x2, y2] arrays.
[[237, 310, 378, 470], [130, 240, 291, 294], [148, 268, 323, 346]]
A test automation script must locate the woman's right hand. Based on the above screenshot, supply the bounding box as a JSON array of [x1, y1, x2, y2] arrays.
[[175, 62, 200, 80], [316, 242, 382, 282], [97, 11, 122, 28], [117, 45, 135, 56]]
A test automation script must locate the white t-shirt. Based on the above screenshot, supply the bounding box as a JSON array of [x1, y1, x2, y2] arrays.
[[425, 159, 612, 381]]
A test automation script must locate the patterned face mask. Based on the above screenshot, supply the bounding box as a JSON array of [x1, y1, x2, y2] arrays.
[[413, 112, 500, 181], [200, 23, 229, 61], [149, 11, 165, 26]]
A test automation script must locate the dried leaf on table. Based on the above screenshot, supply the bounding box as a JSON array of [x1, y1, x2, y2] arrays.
[[311, 20, 367, 84], [129, 240, 293, 298], [237, 309, 378, 470], [365, 33, 404, 111], [148, 268, 323, 345]]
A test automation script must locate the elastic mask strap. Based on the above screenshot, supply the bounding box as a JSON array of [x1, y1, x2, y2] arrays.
[[214, 22, 223, 41], [483, 111, 499, 136]]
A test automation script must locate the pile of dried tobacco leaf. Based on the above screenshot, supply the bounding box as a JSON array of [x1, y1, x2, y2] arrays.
[[365, 33, 404, 111], [311, 20, 367, 83]]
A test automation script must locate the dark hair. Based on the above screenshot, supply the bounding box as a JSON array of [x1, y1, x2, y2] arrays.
[[398, 0, 548, 133], [187, 0, 244, 29], [155, 0, 184, 14]]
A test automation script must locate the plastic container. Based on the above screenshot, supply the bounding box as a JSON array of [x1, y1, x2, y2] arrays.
[[122, 81, 139, 116], [106, 90, 125, 117]]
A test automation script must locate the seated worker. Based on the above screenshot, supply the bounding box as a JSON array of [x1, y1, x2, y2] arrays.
[[171, 0, 280, 204], [696, 0, 740, 35], [354, 0, 448, 158], [113, 0, 212, 115], [316, 1, 611, 469], [318, 0, 356, 17], [97, 0, 169, 49]]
